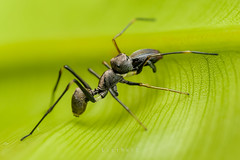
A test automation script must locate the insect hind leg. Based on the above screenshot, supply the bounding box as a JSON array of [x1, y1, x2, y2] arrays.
[[21, 78, 95, 141], [50, 65, 92, 106]]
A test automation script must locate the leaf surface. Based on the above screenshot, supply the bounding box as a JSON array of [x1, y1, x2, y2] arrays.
[[0, 0, 240, 160]]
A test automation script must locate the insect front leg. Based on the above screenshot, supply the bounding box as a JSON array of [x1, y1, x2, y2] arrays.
[[147, 61, 157, 73], [135, 56, 159, 74]]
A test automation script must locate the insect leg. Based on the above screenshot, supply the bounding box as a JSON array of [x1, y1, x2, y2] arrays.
[[88, 68, 101, 79], [50, 65, 92, 106], [121, 79, 189, 95], [135, 57, 152, 74], [19, 80, 73, 140], [102, 61, 111, 69], [63, 65, 92, 89], [147, 61, 157, 73], [109, 88, 147, 130], [21, 79, 95, 141], [113, 18, 155, 54], [88, 68, 147, 130]]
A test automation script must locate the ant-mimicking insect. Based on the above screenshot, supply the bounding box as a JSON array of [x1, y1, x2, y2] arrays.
[[21, 18, 218, 141]]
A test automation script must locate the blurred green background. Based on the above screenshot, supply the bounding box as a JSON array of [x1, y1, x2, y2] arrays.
[[0, 0, 240, 160]]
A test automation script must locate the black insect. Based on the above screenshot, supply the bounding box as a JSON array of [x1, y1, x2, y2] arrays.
[[21, 18, 218, 141]]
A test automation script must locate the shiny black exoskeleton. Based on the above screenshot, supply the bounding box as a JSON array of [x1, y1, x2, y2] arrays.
[[21, 18, 218, 141]]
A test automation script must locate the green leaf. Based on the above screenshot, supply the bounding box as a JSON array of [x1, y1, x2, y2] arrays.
[[0, 0, 240, 160]]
